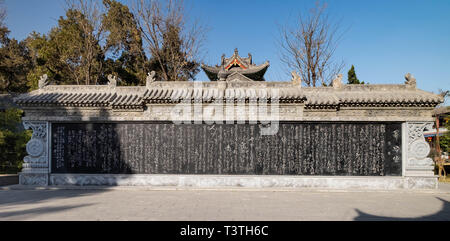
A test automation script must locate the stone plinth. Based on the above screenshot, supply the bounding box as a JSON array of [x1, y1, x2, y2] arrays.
[[49, 174, 438, 190]]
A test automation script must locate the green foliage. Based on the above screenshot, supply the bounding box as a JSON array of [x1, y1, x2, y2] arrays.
[[347, 65, 365, 85], [1, 0, 201, 91], [440, 115, 450, 153], [102, 0, 149, 85], [1, 108, 23, 132], [0, 0, 6, 42], [0, 25, 8, 44], [164, 24, 200, 81], [0, 1, 32, 93], [102, 0, 200, 83], [0, 28, 33, 93], [150, 23, 200, 82], [27, 9, 105, 86], [0, 109, 31, 174]]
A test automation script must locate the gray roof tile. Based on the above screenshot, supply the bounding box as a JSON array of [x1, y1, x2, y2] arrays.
[[13, 82, 443, 110]]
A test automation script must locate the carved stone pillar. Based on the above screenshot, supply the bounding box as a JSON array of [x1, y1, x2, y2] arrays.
[[20, 121, 49, 185], [405, 122, 435, 177]]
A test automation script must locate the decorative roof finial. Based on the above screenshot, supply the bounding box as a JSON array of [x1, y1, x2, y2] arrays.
[[218, 65, 227, 81], [221, 54, 225, 65], [38, 74, 49, 89], [107, 74, 117, 87], [291, 71, 302, 87], [146, 71, 156, 88], [234, 48, 238, 56], [404, 73, 416, 88], [332, 74, 343, 89]]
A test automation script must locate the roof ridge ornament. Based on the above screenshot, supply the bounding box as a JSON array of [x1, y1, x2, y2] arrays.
[[291, 71, 302, 87], [146, 71, 156, 88], [38, 74, 49, 89], [107, 74, 117, 87], [332, 74, 344, 89], [218, 66, 227, 81], [405, 73, 416, 89]]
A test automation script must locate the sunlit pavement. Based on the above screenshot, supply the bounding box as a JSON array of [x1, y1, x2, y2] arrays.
[[0, 183, 449, 221]]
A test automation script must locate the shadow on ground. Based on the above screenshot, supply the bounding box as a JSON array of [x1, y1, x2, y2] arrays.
[[354, 197, 450, 221], [0, 189, 106, 220], [0, 189, 107, 206], [0, 204, 94, 219]]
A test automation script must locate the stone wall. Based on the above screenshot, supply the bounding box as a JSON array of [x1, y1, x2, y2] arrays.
[[15, 77, 442, 188]]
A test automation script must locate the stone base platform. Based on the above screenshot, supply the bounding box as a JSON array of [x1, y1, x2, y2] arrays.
[[22, 174, 440, 190]]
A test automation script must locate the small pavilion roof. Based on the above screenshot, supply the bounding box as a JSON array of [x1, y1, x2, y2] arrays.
[[201, 49, 270, 81]]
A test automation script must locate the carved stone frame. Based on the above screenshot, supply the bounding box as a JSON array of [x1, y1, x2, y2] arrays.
[[19, 121, 50, 185], [404, 122, 435, 177], [18, 120, 438, 188]]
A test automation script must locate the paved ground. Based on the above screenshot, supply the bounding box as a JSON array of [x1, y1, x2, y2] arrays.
[[1, 184, 450, 221]]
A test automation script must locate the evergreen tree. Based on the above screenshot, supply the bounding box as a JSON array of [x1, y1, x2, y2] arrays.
[[0, 109, 31, 173], [0, 0, 5, 40], [136, 0, 205, 81], [441, 115, 450, 153], [27, 0, 156, 87], [26, 1, 138, 87], [347, 65, 364, 84], [26, 9, 105, 87], [0, 2, 33, 93], [0, 1, 31, 173], [5, 0, 204, 90], [147, 23, 200, 81], [102, 0, 149, 86], [0, 35, 33, 93]]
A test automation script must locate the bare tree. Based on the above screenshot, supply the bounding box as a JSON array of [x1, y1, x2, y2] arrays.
[[279, 2, 345, 87], [134, 0, 206, 81]]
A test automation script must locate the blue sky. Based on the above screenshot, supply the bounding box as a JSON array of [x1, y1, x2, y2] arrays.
[[3, 0, 450, 93]]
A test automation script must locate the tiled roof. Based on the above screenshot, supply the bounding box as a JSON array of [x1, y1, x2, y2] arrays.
[[15, 92, 115, 107], [111, 94, 143, 109], [13, 81, 443, 110], [141, 87, 306, 104], [336, 89, 441, 107]]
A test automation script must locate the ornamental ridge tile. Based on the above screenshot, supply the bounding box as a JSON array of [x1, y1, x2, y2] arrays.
[[13, 75, 444, 110]]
